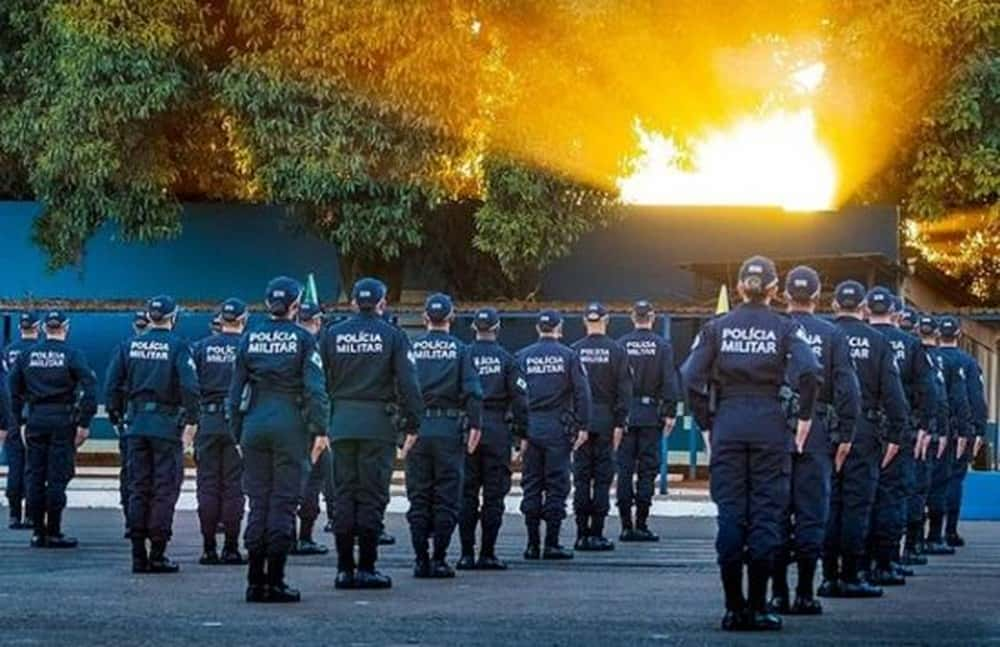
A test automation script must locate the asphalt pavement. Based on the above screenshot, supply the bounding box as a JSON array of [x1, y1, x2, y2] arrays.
[[1, 510, 999, 646]]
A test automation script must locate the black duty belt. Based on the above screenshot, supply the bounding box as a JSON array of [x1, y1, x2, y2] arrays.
[[29, 403, 74, 413], [425, 408, 463, 419], [719, 386, 779, 399]]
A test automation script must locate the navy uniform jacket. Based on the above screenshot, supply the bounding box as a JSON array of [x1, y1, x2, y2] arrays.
[[789, 311, 861, 447], [469, 339, 528, 438], [571, 333, 633, 434], [682, 303, 821, 444], [9, 338, 98, 430], [5, 338, 37, 371], [935, 347, 973, 439], [193, 332, 241, 435], [923, 345, 950, 440], [411, 330, 483, 438], [320, 311, 423, 442], [618, 328, 679, 427], [834, 317, 907, 444], [958, 351, 988, 439], [106, 328, 200, 439], [516, 338, 592, 445], [0, 357, 10, 431], [227, 319, 329, 441], [873, 323, 934, 440]]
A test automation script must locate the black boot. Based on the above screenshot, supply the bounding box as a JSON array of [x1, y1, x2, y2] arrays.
[[720, 562, 748, 631], [542, 522, 573, 560], [334, 533, 357, 589], [148, 540, 180, 573], [45, 510, 77, 548], [747, 561, 782, 631], [839, 556, 882, 598], [356, 531, 392, 589], [619, 508, 638, 542], [925, 513, 956, 555], [524, 522, 541, 560], [902, 524, 928, 565], [246, 550, 268, 602], [291, 519, 328, 555], [574, 517, 593, 551], [266, 554, 301, 603], [456, 554, 478, 570], [131, 537, 150, 573], [200, 535, 220, 565], [789, 557, 822, 614], [378, 530, 396, 546], [768, 557, 790, 614], [220, 535, 246, 565], [817, 552, 840, 598], [870, 550, 906, 586], [633, 506, 660, 542], [458, 527, 477, 570], [589, 515, 614, 551], [8, 498, 28, 529]]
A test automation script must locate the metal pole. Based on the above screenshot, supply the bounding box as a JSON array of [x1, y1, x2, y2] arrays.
[[659, 432, 669, 495]]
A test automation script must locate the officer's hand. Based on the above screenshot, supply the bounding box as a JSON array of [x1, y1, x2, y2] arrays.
[[956, 437, 968, 459], [235, 444, 243, 459], [973, 436, 984, 459], [662, 417, 676, 439], [0, 429, 6, 444], [311, 435, 330, 464], [573, 431, 588, 451], [75, 427, 90, 448], [400, 433, 418, 460], [612, 427, 624, 451], [881, 442, 900, 469], [920, 434, 932, 461], [915, 430, 927, 458], [466, 428, 482, 455], [182, 425, 197, 451], [834, 442, 852, 473], [20, 426, 27, 448], [937, 436, 948, 459], [795, 419, 812, 454]]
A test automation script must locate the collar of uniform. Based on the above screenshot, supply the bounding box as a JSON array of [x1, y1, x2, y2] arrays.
[[585, 333, 607, 338], [738, 302, 768, 310]]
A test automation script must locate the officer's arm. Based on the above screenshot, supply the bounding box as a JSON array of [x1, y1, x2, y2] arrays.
[[659, 339, 679, 412], [830, 331, 860, 444], [879, 345, 907, 445], [965, 360, 988, 437], [9, 354, 27, 430], [0, 362, 11, 432], [614, 345, 634, 428], [300, 334, 331, 437], [227, 338, 250, 441], [570, 353, 593, 430], [679, 322, 717, 393], [104, 347, 127, 425], [505, 355, 529, 436], [949, 360, 973, 438], [912, 345, 933, 432], [71, 350, 99, 428], [393, 330, 424, 432], [460, 346, 483, 429], [174, 343, 200, 425], [786, 325, 821, 421]]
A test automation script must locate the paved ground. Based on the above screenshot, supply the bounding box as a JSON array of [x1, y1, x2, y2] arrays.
[[1, 510, 999, 646]]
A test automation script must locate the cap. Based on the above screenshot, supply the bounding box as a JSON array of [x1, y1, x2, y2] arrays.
[[424, 293, 454, 323], [918, 314, 939, 336], [298, 301, 323, 322], [585, 302, 608, 322], [43, 309, 68, 327], [220, 298, 248, 322], [472, 307, 500, 332], [938, 315, 961, 339], [739, 255, 778, 292], [265, 277, 302, 315], [147, 295, 178, 322], [866, 286, 896, 315], [899, 308, 919, 331], [632, 299, 655, 317], [18, 312, 39, 329], [784, 265, 821, 302], [133, 310, 150, 330], [352, 277, 386, 309], [833, 280, 866, 310], [537, 309, 563, 332]]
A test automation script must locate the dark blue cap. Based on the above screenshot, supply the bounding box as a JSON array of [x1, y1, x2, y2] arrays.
[[424, 293, 454, 323], [585, 302, 608, 322], [538, 310, 562, 332], [220, 298, 248, 322], [298, 301, 323, 322], [866, 286, 896, 315], [918, 314, 939, 336], [938, 315, 961, 339], [739, 255, 778, 291], [472, 307, 500, 331], [147, 295, 178, 322], [133, 310, 150, 329], [352, 277, 386, 309], [43, 309, 68, 327], [265, 277, 302, 315], [632, 300, 654, 317], [899, 308, 919, 331], [833, 280, 866, 310], [784, 265, 821, 302], [18, 311, 39, 329]]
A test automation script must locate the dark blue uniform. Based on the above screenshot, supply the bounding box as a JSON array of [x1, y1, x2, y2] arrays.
[[571, 331, 631, 544], [517, 320, 592, 554], [911, 340, 945, 551], [942, 346, 983, 540], [926, 346, 970, 547], [616, 327, 678, 533], [9, 332, 97, 543], [823, 316, 906, 590], [459, 336, 527, 564], [4, 337, 37, 527], [407, 328, 483, 571], [192, 330, 244, 555]]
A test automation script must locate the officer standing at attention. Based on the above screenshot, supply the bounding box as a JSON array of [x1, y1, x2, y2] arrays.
[[321, 278, 423, 590], [517, 310, 591, 561], [915, 315, 953, 555], [192, 298, 248, 566], [617, 299, 678, 542], [938, 316, 986, 548], [106, 296, 199, 573], [291, 301, 333, 557], [769, 266, 860, 616], [682, 256, 820, 632], [4, 312, 41, 529], [458, 307, 527, 571], [405, 293, 483, 578], [571, 302, 632, 551], [9, 310, 97, 548], [228, 277, 329, 603], [819, 281, 906, 600]]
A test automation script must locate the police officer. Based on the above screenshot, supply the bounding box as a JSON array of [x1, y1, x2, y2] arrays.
[[865, 287, 932, 585], [3, 312, 41, 529], [9, 310, 97, 548], [914, 316, 950, 555], [405, 293, 483, 578], [458, 307, 527, 571], [818, 281, 906, 599], [229, 277, 329, 603], [571, 302, 632, 551], [517, 310, 591, 560], [923, 316, 971, 555], [290, 301, 333, 556], [105, 296, 199, 572], [682, 256, 820, 632], [617, 299, 678, 542], [769, 266, 860, 616], [939, 316, 986, 547], [321, 278, 423, 590], [192, 298, 248, 565]]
